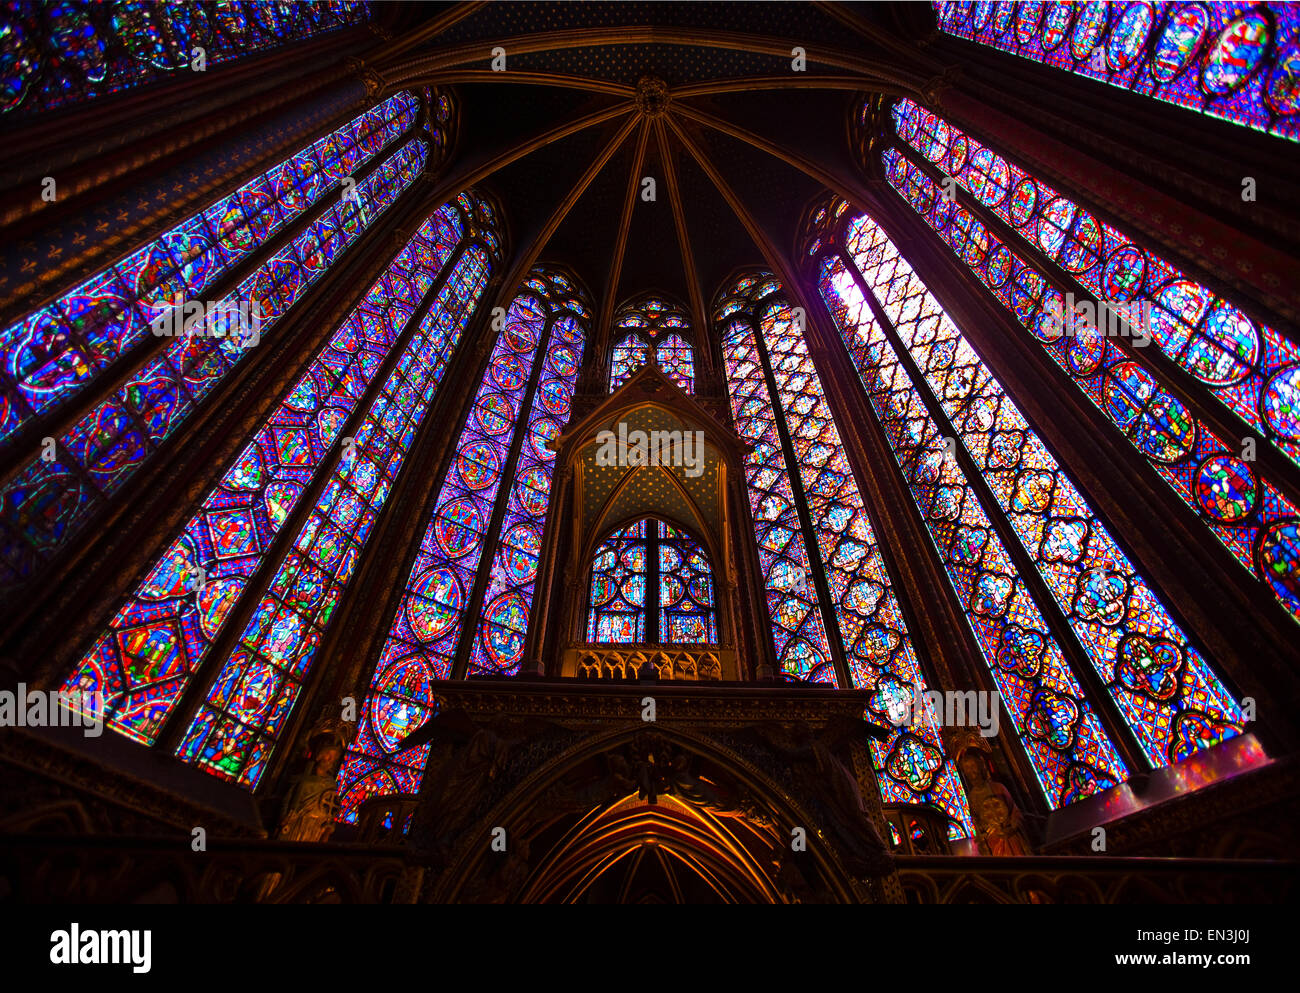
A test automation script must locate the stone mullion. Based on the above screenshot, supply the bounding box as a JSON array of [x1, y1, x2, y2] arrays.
[[0, 75, 374, 326], [926, 82, 1300, 341], [893, 138, 1300, 516], [646, 519, 664, 645], [261, 258, 508, 798], [151, 230, 481, 758], [840, 246, 1154, 779], [796, 274, 1047, 814], [858, 185, 1300, 754], [520, 413, 575, 677], [745, 309, 853, 690], [795, 285, 972, 696], [889, 136, 1300, 665], [1, 26, 375, 232], [925, 33, 1300, 267], [450, 305, 555, 679]]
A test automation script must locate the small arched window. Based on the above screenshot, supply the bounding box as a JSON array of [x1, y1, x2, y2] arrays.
[[587, 517, 716, 644], [608, 296, 694, 392]]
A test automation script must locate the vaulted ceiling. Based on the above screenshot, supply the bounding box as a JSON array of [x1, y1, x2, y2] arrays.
[[364, 1, 942, 328]]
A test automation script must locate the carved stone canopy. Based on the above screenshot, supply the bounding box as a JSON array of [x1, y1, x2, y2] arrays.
[[389, 678, 898, 903], [554, 363, 748, 568]]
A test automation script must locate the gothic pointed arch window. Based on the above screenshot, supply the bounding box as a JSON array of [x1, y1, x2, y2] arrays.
[[803, 185, 1252, 809], [933, 2, 1300, 143], [335, 266, 590, 820], [0, 88, 456, 588], [60, 192, 500, 789], [1, 2, 371, 119], [716, 273, 974, 837], [864, 96, 1300, 626], [587, 516, 718, 645], [609, 294, 695, 392]]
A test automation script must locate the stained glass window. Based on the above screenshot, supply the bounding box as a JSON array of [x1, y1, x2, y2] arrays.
[[468, 295, 586, 677], [588, 520, 648, 643], [609, 335, 651, 391], [608, 295, 694, 392], [880, 99, 1300, 625], [0, 92, 427, 588], [586, 517, 717, 644], [2, 2, 370, 119], [809, 201, 1246, 781], [819, 252, 1127, 807], [717, 274, 973, 836], [59, 195, 495, 780], [336, 267, 589, 820], [659, 523, 717, 643], [656, 334, 695, 393], [933, 2, 1300, 143], [1, 91, 417, 442], [176, 252, 493, 788]]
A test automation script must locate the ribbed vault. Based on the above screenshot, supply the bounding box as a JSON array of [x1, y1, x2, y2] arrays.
[[350, 1, 948, 335]]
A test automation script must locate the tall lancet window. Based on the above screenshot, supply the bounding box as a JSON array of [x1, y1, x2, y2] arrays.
[[717, 274, 973, 837], [586, 517, 717, 645], [336, 267, 589, 822], [61, 193, 498, 789], [876, 98, 1300, 626], [809, 198, 1248, 806], [0, 89, 446, 587], [1, 2, 371, 119], [609, 295, 694, 392], [933, 2, 1300, 143]]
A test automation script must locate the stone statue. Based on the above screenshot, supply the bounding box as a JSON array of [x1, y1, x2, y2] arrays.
[[629, 736, 663, 804], [258, 722, 349, 901], [665, 747, 729, 809], [979, 782, 1032, 857], [276, 734, 344, 843], [951, 729, 1035, 856]]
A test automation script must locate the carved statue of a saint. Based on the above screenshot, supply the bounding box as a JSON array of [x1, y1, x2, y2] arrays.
[[951, 729, 1035, 856], [277, 737, 344, 843]]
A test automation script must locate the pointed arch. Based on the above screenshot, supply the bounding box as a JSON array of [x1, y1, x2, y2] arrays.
[[609, 293, 695, 393], [1, 90, 438, 587]]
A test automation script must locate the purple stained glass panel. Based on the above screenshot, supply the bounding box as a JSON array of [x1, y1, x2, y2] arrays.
[[59, 203, 464, 747]]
